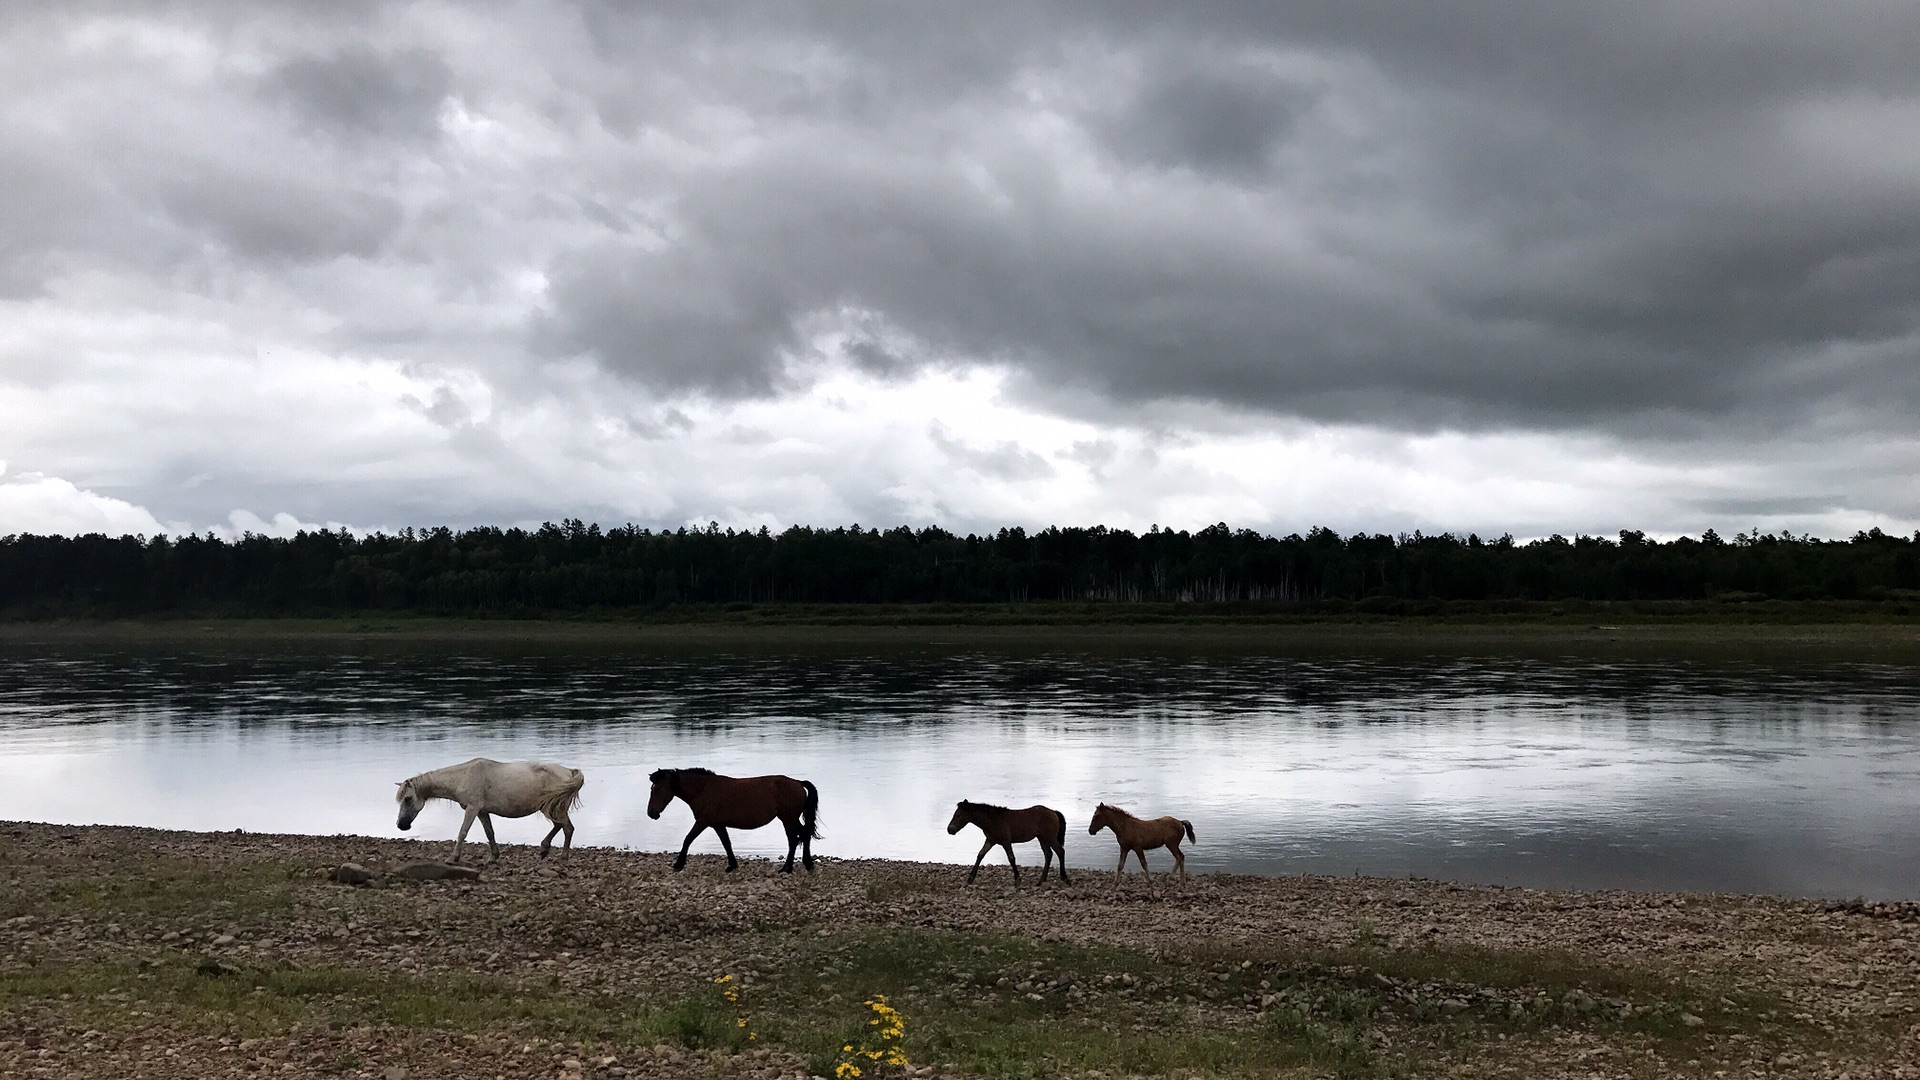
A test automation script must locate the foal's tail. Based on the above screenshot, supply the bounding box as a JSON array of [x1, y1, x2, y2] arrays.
[[801, 779, 823, 840], [539, 769, 587, 823], [1182, 820, 1197, 844]]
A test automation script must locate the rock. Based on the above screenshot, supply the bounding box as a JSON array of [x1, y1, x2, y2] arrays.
[[333, 863, 377, 886], [382, 1067, 408, 1080], [1439, 998, 1469, 1015], [393, 861, 482, 882], [1681, 1012, 1706, 1028]]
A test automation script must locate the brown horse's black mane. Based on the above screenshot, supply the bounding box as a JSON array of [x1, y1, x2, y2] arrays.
[[957, 799, 1012, 815], [650, 767, 716, 787]]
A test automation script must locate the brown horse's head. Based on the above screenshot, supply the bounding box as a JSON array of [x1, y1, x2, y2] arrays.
[[646, 769, 676, 820], [946, 801, 973, 835], [1089, 803, 1112, 835]]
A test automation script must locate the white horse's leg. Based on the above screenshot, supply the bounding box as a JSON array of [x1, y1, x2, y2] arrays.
[[478, 813, 500, 864], [453, 806, 479, 864], [539, 821, 562, 859]]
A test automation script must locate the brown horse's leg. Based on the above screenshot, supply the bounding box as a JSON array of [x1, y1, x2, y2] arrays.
[[714, 826, 739, 872], [1039, 841, 1053, 883], [1001, 842, 1020, 886], [673, 822, 708, 872], [479, 813, 500, 864], [968, 838, 994, 884], [778, 817, 801, 874]]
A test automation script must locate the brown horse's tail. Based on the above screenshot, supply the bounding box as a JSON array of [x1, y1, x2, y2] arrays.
[[539, 769, 586, 823], [1182, 820, 1196, 844], [1053, 808, 1068, 850], [801, 779, 822, 840]]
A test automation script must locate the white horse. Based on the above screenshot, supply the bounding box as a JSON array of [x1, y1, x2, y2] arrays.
[[395, 758, 585, 864]]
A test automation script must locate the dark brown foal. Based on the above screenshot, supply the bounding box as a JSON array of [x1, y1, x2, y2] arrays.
[[946, 800, 1069, 885]]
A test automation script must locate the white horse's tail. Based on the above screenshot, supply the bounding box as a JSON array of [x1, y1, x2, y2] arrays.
[[539, 769, 586, 823]]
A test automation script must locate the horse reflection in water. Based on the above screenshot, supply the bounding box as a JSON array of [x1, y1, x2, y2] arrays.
[[394, 758, 585, 864], [1089, 802, 1195, 893], [946, 800, 1069, 886], [647, 767, 820, 873]]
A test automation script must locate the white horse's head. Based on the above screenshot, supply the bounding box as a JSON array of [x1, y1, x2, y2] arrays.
[[395, 779, 424, 831]]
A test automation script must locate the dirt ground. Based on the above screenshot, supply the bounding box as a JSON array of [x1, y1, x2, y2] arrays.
[[3, 822, 1918, 1079]]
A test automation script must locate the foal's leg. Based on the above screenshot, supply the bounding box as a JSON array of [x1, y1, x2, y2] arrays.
[[478, 813, 500, 864], [1113, 848, 1129, 891], [1169, 840, 1187, 877], [452, 806, 480, 864], [1001, 842, 1020, 886], [714, 826, 739, 872], [1135, 849, 1156, 895], [673, 822, 709, 872], [968, 838, 994, 884]]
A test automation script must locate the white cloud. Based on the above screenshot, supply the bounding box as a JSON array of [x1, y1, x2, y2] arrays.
[[0, 466, 172, 537]]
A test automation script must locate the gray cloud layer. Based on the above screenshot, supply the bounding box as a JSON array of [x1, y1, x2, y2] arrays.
[[3, 1, 1918, 533]]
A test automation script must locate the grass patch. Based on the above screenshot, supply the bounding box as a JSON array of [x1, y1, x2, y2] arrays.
[[0, 955, 742, 1049], [735, 926, 1797, 1079]]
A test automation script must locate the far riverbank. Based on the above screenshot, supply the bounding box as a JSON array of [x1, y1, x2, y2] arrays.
[[7, 613, 1920, 657]]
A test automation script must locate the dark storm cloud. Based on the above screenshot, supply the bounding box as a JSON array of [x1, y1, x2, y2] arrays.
[[522, 1, 1920, 432], [267, 46, 453, 140], [1096, 64, 1314, 178], [9, 1, 1920, 436]]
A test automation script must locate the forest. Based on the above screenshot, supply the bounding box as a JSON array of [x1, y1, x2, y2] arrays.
[[4, 521, 1920, 618]]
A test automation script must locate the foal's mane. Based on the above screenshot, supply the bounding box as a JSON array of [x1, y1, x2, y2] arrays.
[[649, 766, 715, 787], [1095, 802, 1138, 821]]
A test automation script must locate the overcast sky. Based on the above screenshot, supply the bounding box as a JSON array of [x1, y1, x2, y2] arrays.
[[2, 2, 1917, 541]]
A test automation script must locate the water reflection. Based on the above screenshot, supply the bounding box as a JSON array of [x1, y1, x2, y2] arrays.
[[0, 648, 1916, 899]]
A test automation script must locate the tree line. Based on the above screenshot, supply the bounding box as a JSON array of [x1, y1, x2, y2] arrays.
[[2, 522, 1918, 617]]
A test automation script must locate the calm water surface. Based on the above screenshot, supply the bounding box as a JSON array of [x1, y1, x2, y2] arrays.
[[1, 646, 1916, 899]]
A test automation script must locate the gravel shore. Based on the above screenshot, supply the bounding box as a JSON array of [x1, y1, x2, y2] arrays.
[[3, 822, 1917, 1078]]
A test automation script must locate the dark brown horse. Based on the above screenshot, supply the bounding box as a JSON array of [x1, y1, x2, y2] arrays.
[[946, 801, 1069, 885], [1089, 803, 1195, 892], [647, 767, 820, 873]]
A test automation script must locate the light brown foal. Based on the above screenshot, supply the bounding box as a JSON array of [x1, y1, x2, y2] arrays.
[[1089, 803, 1195, 892]]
